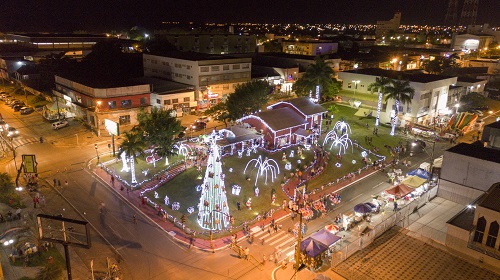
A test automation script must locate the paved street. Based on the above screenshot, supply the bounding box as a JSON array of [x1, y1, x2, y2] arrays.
[[1, 97, 492, 280]]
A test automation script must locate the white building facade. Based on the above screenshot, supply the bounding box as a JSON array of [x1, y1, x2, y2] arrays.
[[143, 52, 251, 110], [338, 68, 457, 126]]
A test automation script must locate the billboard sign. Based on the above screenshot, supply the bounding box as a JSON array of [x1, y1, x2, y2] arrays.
[[104, 119, 120, 136]]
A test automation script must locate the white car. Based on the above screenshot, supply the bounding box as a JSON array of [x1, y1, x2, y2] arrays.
[[52, 120, 69, 130], [473, 110, 484, 117]]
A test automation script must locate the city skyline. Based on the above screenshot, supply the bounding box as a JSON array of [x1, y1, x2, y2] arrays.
[[0, 0, 498, 33]]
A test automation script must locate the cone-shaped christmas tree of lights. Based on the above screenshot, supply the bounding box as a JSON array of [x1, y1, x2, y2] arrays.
[[197, 132, 230, 230]]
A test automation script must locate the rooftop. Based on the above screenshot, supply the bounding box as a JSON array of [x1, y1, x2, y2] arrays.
[[144, 50, 250, 62], [343, 68, 454, 83], [272, 97, 327, 116], [256, 107, 307, 131], [446, 142, 500, 164], [457, 76, 485, 83], [133, 77, 192, 94], [478, 182, 500, 212]]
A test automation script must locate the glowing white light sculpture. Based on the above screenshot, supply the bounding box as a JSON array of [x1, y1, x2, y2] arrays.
[[244, 155, 281, 186]]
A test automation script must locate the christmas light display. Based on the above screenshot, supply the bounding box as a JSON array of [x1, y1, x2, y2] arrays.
[[197, 132, 231, 230], [243, 155, 281, 186]]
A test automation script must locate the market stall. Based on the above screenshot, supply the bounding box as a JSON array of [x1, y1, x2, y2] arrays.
[[300, 238, 329, 270], [406, 168, 430, 180], [402, 175, 427, 188], [384, 184, 413, 199]]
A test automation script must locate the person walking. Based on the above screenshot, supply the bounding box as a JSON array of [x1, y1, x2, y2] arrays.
[[393, 201, 398, 212], [53, 178, 57, 187], [244, 247, 249, 260], [133, 214, 137, 224]]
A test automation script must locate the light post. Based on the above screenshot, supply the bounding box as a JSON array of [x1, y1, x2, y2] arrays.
[[352, 80, 360, 98], [412, 140, 436, 183], [95, 100, 102, 137], [291, 206, 304, 277], [94, 144, 100, 163]]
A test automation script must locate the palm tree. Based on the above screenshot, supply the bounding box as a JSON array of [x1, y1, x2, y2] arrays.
[[119, 131, 146, 184], [368, 76, 391, 126], [293, 55, 336, 99], [385, 78, 415, 136]]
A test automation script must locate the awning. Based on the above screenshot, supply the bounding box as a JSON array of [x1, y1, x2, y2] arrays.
[[402, 175, 427, 188]]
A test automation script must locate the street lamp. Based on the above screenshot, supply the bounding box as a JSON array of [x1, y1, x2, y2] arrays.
[[352, 80, 360, 98], [94, 144, 100, 163], [95, 100, 102, 137]]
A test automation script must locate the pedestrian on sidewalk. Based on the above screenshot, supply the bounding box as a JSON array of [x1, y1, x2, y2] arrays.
[[111, 176, 115, 186], [133, 214, 137, 224], [64, 180, 68, 187], [58, 180, 61, 187], [244, 247, 249, 260], [53, 178, 57, 187], [189, 236, 195, 248], [262, 254, 267, 265], [393, 201, 398, 212]]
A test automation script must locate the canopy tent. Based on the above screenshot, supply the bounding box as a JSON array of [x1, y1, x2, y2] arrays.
[[354, 108, 373, 117], [45, 100, 69, 111], [402, 175, 427, 188], [310, 229, 341, 247], [354, 203, 372, 214], [406, 168, 430, 179], [433, 156, 443, 168], [419, 162, 431, 172], [384, 184, 414, 198], [300, 238, 329, 258]]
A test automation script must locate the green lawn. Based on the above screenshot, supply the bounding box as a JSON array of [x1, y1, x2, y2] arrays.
[[102, 102, 405, 237], [338, 89, 381, 103]]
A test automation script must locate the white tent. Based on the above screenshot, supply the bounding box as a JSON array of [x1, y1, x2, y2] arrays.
[[419, 162, 431, 172]]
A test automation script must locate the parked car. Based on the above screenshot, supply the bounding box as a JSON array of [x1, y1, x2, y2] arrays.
[[13, 104, 25, 111], [10, 101, 24, 108], [0, 93, 11, 100], [51, 120, 69, 130], [7, 127, 19, 137], [6, 98, 18, 105], [20, 107, 34, 115]]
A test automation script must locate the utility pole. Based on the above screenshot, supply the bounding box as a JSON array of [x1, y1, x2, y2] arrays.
[[293, 209, 303, 276]]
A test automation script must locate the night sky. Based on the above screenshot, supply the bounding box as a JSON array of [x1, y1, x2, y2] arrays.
[[0, 0, 498, 32]]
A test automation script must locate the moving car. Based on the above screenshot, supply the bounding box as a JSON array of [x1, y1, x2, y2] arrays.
[[190, 121, 206, 131], [51, 120, 69, 130], [7, 127, 19, 137], [0, 120, 8, 132]]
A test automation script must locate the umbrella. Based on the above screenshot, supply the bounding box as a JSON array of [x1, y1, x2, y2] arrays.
[[354, 203, 372, 214], [364, 202, 377, 208], [325, 224, 340, 233]]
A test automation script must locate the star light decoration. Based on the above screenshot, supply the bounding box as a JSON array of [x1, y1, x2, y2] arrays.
[[244, 155, 281, 187], [323, 121, 353, 155]]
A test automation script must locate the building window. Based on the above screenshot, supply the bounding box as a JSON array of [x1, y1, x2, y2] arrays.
[[140, 97, 148, 106], [175, 63, 181, 68], [223, 74, 230, 80], [200, 66, 209, 72], [108, 101, 116, 109], [164, 100, 171, 105], [486, 221, 499, 248], [121, 100, 132, 108], [223, 84, 229, 90], [156, 99, 161, 104], [119, 115, 130, 125], [232, 64, 240, 70], [211, 66, 220, 71], [242, 64, 249, 69], [223, 65, 229, 70], [172, 98, 178, 104], [183, 97, 190, 102], [473, 217, 486, 243]]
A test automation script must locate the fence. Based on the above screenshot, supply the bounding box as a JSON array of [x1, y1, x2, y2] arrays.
[[331, 186, 437, 267]]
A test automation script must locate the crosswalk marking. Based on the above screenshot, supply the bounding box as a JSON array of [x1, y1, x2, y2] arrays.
[[11, 137, 38, 147], [269, 234, 291, 246]]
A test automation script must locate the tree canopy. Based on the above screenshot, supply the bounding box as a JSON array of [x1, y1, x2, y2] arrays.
[[459, 92, 487, 111], [293, 56, 340, 101], [134, 107, 182, 156], [224, 80, 271, 121], [385, 78, 415, 106]]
